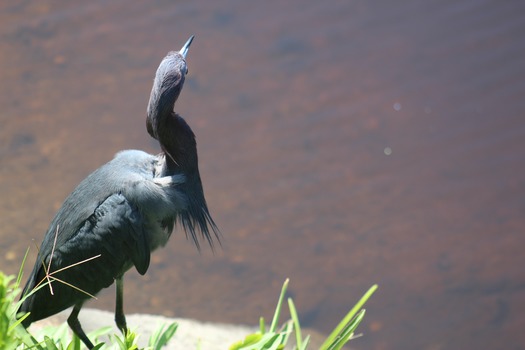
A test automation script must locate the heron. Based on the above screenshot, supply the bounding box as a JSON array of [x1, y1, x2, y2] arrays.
[[18, 36, 219, 349]]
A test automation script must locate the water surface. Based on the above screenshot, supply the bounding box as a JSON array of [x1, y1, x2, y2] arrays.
[[1, 1, 525, 349]]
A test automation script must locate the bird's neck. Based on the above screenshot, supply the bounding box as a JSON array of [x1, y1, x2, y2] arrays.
[[146, 74, 184, 140], [156, 113, 198, 176]]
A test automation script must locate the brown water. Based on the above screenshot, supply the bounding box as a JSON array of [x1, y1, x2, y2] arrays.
[[1, 1, 525, 349]]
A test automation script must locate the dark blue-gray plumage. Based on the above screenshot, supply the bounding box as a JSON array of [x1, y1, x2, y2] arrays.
[[18, 36, 219, 349]]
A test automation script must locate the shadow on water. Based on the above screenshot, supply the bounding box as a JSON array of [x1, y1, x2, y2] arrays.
[[1, 1, 525, 349]]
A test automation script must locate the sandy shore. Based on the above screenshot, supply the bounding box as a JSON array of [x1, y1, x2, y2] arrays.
[[29, 308, 257, 349], [28, 308, 326, 349]]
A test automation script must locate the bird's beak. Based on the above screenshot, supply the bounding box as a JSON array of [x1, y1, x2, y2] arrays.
[[180, 35, 194, 58]]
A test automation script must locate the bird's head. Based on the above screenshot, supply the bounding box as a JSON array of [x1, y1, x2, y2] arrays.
[[147, 36, 194, 140]]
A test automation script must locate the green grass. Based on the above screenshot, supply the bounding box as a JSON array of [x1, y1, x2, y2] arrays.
[[229, 279, 377, 350], [1, 254, 377, 350]]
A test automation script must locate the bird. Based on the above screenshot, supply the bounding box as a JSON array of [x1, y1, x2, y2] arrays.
[[18, 35, 219, 349]]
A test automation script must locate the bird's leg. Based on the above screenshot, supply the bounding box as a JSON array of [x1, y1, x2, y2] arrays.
[[115, 276, 128, 335], [67, 303, 94, 349]]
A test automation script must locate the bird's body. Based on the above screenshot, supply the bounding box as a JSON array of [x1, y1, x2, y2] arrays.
[[18, 36, 218, 349], [20, 150, 185, 321]]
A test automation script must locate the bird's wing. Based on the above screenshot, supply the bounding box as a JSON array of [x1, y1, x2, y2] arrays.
[[20, 193, 150, 323], [67, 192, 151, 275], [31, 167, 112, 268]]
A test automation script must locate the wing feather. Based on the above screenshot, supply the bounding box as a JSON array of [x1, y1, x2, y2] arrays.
[[20, 193, 150, 324]]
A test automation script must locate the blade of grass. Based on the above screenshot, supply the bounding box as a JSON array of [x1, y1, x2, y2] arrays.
[[149, 322, 178, 350], [301, 335, 311, 350], [45, 225, 61, 295], [269, 278, 289, 332], [15, 247, 30, 288], [327, 309, 366, 350], [320, 284, 378, 350], [259, 317, 265, 333], [66, 334, 81, 350], [287, 298, 303, 349], [278, 319, 293, 347]]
